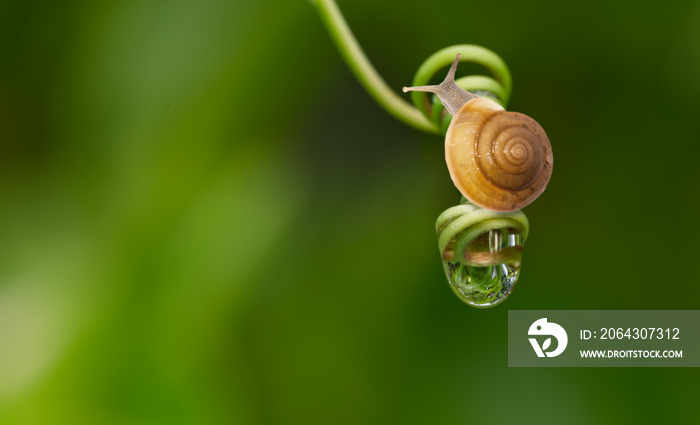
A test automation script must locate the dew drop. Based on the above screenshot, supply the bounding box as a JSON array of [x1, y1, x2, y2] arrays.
[[443, 228, 523, 307]]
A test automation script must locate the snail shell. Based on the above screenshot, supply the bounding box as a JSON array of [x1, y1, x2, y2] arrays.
[[445, 97, 552, 212], [404, 53, 553, 212]]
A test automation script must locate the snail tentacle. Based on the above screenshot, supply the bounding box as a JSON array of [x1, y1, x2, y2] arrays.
[[409, 45, 513, 131], [403, 53, 478, 116]]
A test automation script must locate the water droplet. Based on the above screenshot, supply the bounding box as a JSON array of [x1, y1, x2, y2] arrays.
[[443, 228, 523, 307]]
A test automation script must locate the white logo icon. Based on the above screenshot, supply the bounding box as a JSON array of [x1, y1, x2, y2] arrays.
[[528, 318, 568, 357]]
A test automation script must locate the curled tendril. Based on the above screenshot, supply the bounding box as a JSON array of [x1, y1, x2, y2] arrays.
[[436, 199, 528, 265], [312, 0, 513, 134], [314, 0, 526, 237], [314, 0, 533, 308]]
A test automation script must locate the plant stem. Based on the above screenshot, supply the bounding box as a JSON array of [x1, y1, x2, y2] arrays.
[[312, 0, 438, 134]]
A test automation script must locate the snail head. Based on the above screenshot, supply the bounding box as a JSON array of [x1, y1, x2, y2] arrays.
[[403, 53, 478, 116]]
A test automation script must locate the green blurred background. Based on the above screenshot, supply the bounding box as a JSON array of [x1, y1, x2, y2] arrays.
[[1, 0, 700, 423]]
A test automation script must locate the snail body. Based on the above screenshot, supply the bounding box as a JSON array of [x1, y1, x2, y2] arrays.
[[404, 54, 553, 212]]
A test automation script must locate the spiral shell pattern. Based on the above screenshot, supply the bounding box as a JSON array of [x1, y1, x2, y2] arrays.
[[446, 98, 553, 212]]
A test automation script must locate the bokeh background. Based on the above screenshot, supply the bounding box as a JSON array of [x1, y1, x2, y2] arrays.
[[2, 0, 700, 423]]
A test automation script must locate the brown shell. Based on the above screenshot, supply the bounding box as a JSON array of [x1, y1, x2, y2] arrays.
[[445, 98, 553, 212]]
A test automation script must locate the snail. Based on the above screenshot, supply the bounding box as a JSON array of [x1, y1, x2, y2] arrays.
[[403, 54, 553, 212]]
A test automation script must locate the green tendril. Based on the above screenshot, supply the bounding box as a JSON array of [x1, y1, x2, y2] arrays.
[[311, 0, 513, 135], [312, 0, 436, 133], [436, 200, 529, 266]]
